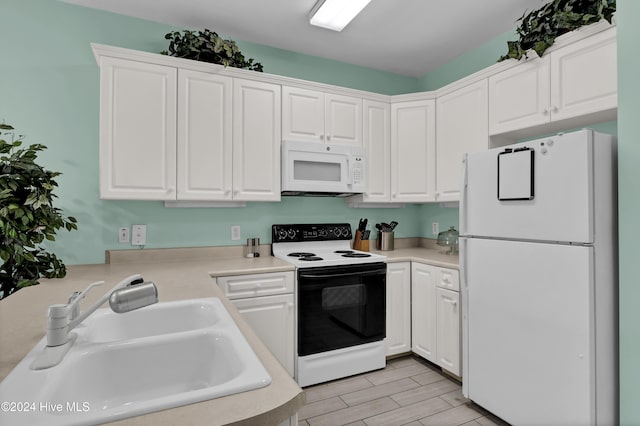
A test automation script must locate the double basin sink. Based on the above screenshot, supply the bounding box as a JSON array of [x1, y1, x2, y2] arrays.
[[0, 298, 272, 425]]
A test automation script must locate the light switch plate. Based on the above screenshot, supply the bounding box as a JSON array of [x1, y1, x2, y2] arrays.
[[231, 225, 241, 241], [131, 224, 147, 246]]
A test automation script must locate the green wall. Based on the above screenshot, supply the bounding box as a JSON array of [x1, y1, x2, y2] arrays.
[[616, 2, 640, 424], [1, 0, 421, 266], [418, 30, 517, 91], [3, 0, 637, 421]]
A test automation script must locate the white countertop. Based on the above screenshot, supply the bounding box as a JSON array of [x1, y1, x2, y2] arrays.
[[0, 243, 457, 425], [0, 256, 300, 426]]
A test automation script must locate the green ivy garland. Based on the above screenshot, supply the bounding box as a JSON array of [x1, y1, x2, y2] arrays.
[[499, 0, 616, 61], [161, 28, 264, 72]]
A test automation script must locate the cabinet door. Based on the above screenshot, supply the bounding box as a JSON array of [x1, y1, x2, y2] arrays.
[[177, 69, 232, 200], [411, 262, 437, 363], [362, 100, 391, 202], [231, 294, 295, 377], [282, 86, 324, 143], [99, 57, 177, 200], [488, 56, 551, 136], [436, 288, 460, 376], [325, 93, 362, 145], [233, 79, 281, 201], [550, 27, 617, 122], [391, 100, 436, 202], [385, 262, 411, 356], [436, 80, 488, 202]]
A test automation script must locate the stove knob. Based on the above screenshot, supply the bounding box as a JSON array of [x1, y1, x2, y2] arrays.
[[278, 229, 287, 240], [318, 229, 328, 237], [287, 229, 296, 240]]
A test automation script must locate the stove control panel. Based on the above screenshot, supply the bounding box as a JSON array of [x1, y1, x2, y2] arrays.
[[272, 223, 352, 242]]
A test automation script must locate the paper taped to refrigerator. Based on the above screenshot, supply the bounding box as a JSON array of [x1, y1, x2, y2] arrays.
[[497, 148, 534, 201]]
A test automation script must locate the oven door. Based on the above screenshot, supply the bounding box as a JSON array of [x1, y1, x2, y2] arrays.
[[297, 262, 386, 356]]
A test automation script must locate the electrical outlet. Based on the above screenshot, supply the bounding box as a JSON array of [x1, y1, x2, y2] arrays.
[[118, 227, 130, 244], [231, 225, 241, 241], [131, 224, 147, 246], [432, 222, 439, 235]]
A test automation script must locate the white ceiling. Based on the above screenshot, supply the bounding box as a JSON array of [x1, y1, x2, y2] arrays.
[[64, 0, 547, 77]]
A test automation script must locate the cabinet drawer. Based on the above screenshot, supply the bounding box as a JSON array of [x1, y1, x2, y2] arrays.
[[217, 271, 294, 299], [436, 268, 459, 291]]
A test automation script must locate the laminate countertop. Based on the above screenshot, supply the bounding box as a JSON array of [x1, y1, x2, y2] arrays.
[[0, 246, 457, 425], [0, 256, 300, 426], [373, 247, 459, 269]]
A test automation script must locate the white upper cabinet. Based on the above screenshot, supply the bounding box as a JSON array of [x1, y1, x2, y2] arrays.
[[362, 100, 391, 202], [282, 86, 362, 145], [391, 99, 436, 202], [281, 87, 324, 142], [233, 79, 282, 201], [436, 80, 488, 202], [489, 26, 617, 136], [550, 26, 617, 121], [325, 93, 363, 145], [488, 56, 550, 135], [177, 69, 232, 200], [95, 23, 617, 204], [97, 54, 280, 203], [99, 57, 177, 200]]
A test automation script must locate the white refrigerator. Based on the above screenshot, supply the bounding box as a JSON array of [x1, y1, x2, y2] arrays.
[[460, 129, 617, 426]]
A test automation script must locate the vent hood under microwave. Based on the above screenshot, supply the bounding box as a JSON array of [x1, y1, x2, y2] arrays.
[[281, 140, 367, 197]]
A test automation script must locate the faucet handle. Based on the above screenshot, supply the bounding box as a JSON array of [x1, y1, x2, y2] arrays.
[[67, 281, 104, 316]]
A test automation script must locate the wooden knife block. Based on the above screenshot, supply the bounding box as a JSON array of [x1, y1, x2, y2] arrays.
[[353, 231, 369, 252]]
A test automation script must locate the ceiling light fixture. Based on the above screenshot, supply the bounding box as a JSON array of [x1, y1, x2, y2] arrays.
[[309, 0, 372, 32]]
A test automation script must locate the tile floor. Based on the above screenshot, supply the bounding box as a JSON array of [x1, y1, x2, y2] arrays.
[[297, 355, 509, 426]]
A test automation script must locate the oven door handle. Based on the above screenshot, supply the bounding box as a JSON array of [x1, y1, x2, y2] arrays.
[[299, 268, 386, 280]]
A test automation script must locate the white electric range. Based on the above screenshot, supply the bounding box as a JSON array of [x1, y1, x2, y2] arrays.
[[272, 223, 387, 387]]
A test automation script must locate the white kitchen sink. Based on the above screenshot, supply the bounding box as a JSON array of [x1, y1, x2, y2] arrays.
[[80, 298, 221, 342], [0, 298, 271, 426]]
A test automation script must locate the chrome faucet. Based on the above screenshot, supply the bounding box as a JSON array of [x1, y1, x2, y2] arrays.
[[31, 274, 158, 370]]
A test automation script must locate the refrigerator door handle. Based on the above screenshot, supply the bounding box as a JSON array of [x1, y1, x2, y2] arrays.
[[460, 154, 469, 235], [459, 236, 469, 398], [459, 237, 468, 289]]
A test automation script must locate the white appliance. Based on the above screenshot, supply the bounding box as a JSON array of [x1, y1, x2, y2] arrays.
[[460, 129, 617, 426], [272, 223, 386, 387], [281, 140, 366, 196]]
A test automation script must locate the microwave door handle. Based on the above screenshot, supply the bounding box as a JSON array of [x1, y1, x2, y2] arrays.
[[346, 157, 353, 187]]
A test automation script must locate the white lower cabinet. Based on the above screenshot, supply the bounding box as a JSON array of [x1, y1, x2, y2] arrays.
[[411, 262, 461, 376], [216, 272, 294, 376], [411, 263, 437, 363], [436, 287, 460, 376], [385, 262, 411, 356]]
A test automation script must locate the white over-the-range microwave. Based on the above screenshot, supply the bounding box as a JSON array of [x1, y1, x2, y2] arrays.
[[281, 140, 366, 196]]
